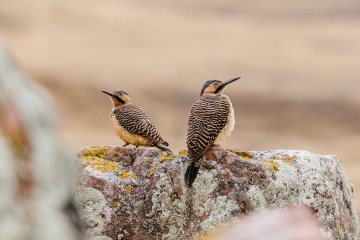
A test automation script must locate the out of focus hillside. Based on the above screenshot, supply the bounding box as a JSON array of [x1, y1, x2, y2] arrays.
[[0, 0, 360, 209]]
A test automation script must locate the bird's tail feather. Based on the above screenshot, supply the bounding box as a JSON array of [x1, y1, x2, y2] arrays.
[[185, 162, 199, 188], [154, 144, 172, 153]]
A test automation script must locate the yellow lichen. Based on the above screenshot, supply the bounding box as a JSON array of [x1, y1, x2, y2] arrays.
[[262, 160, 280, 172], [113, 201, 118, 207], [178, 150, 188, 156], [147, 158, 153, 164], [118, 169, 138, 179], [158, 151, 175, 161], [150, 167, 156, 176], [81, 157, 120, 172], [81, 146, 112, 159], [125, 185, 131, 194], [276, 155, 298, 167], [80, 146, 120, 172], [228, 149, 253, 160]]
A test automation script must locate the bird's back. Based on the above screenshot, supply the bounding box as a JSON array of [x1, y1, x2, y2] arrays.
[[113, 104, 169, 146], [186, 95, 230, 164]]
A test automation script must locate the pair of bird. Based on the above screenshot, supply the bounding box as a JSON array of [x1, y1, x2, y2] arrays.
[[102, 77, 240, 188]]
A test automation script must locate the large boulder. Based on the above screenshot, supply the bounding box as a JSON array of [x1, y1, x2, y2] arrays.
[[0, 49, 82, 239], [76, 146, 359, 240]]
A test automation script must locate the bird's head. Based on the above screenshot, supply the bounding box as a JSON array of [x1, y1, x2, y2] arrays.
[[199, 77, 240, 97], [102, 90, 131, 107]]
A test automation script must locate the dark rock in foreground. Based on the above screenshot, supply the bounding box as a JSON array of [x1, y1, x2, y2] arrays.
[[75, 146, 359, 240]]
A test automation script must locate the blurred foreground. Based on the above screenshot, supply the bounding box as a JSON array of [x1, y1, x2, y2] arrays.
[[0, 0, 359, 209], [206, 207, 324, 240]]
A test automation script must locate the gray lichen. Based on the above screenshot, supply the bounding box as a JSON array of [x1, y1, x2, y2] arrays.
[[74, 187, 106, 236]]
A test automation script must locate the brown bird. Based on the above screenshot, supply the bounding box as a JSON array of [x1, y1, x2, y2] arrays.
[[102, 90, 171, 152], [185, 77, 240, 187]]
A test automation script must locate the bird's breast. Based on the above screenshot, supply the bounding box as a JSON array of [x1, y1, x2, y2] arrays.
[[214, 100, 235, 144], [110, 113, 150, 146]]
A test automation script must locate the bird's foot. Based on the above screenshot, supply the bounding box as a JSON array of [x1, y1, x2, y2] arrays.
[[122, 143, 130, 147]]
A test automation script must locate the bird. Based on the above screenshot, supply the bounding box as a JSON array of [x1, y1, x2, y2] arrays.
[[185, 77, 240, 187], [102, 89, 171, 152]]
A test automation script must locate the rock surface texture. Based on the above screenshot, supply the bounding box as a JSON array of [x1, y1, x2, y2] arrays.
[[0, 49, 82, 239], [76, 146, 359, 240]]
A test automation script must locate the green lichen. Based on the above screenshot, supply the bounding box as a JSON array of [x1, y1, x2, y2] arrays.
[[227, 149, 253, 160]]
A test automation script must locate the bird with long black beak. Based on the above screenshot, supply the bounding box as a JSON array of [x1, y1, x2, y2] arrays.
[[102, 90, 171, 152], [185, 77, 240, 187]]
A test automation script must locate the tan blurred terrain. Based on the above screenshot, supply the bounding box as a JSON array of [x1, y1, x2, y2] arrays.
[[1, 0, 360, 209]]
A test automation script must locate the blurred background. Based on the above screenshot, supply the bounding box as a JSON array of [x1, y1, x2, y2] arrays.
[[0, 0, 359, 210]]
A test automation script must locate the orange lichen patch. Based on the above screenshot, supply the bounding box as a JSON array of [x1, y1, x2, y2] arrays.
[[158, 151, 175, 161], [228, 149, 253, 160], [178, 150, 188, 156], [125, 185, 132, 194], [118, 169, 138, 179], [262, 160, 280, 172], [276, 155, 298, 167]]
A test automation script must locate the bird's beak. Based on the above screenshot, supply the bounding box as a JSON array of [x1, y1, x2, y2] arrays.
[[102, 90, 116, 98], [102, 90, 125, 104], [215, 77, 241, 93]]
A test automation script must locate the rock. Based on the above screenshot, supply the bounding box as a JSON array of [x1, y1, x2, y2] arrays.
[[206, 206, 324, 240], [0, 48, 82, 239], [76, 146, 359, 240]]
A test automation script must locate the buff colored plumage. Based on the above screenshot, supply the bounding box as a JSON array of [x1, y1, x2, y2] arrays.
[[102, 90, 170, 152]]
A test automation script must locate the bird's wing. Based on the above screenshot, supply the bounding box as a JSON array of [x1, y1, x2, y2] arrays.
[[186, 95, 230, 165], [114, 104, 169, 146]]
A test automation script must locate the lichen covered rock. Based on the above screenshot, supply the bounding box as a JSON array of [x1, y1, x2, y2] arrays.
[[0, 49, 82, 239], [76, 146, 359, 240]]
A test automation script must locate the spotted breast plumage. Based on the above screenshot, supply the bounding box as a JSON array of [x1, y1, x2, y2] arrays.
[[185, 77, 240, 187]]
